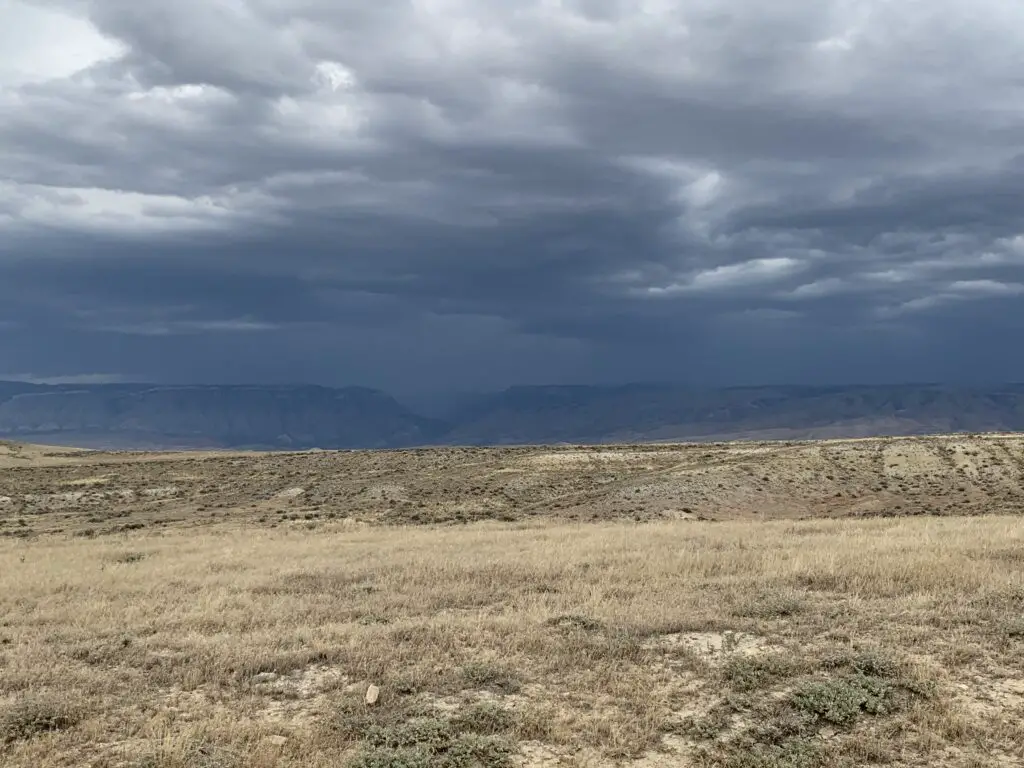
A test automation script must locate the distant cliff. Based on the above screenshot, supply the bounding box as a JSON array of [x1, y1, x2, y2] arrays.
[[0, 384, 441, 449], [440, 384, 1024, 444], [2, 382, 1023, 449]]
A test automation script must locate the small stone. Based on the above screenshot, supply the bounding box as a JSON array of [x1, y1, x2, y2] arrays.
[[268, 735, 288, 747], [254, 672, 279, 684], [365, 684, 380, 705]]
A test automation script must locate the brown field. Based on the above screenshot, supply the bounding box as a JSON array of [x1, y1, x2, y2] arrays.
[[1, 436, 1023, 767]]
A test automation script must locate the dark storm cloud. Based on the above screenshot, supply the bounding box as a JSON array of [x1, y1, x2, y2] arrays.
[[3, 0, 1024, 390]]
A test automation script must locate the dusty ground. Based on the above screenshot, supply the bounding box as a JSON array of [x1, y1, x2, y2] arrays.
[[3, 434, 1024, 537], [1, 436, 1023, 767]]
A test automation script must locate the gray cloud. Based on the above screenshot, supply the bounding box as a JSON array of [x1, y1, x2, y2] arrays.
[[2, 0, 1024, 393]]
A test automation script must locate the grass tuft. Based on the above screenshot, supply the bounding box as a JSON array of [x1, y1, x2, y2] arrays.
[[732, 591, 806, 620], [459, 663, 522, 694], [722, 653, 804, 692], [451, 702, 516, 735], [352, 723, 513, 768], [0, 695, 82, 743]]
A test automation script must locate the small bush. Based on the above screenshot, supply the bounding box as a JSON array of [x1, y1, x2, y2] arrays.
[[818, 649, 934, 697], [697, 737, 824, 768], [460, 663, 522, 694], [789, 675, 896, 727], [820, 649, 899, 679], [1001, 617, 1024, 638], [328, 694, 433, 743], [110, 551, 147, 564], [451, 702, 515, 735], [546, 614, 604, 632], [365, 718, 454, 750], [681, 704, 735, 741], [722, 654, 802, 692], [352, 725, 512, 768], [733, 591, 806, 620], [436, 733, 513, 767]]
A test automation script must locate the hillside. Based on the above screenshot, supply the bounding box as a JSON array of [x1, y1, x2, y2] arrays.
[[4, 433, 1024, 536]]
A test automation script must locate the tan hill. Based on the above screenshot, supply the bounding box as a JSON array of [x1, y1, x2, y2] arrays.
[[3, 433, 1023, 537]]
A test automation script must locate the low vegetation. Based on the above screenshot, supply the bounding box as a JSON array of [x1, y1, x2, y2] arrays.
[[1, 512, 1022, 766]]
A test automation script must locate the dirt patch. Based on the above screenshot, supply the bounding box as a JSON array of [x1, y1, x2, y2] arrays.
[[141, 486, 179, 498], [882, 442, 948, 481], [631, 735, 694, 767], [252, 664, 348, 700], [958, 676, 1024, 719], [512, 741, 564, 767], [522, 450, 681, 470], [61, 476, 112, 487], [644, 631, 772, 659]]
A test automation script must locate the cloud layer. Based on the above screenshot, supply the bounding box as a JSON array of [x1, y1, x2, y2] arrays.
[[3, 0, 1024, 392]]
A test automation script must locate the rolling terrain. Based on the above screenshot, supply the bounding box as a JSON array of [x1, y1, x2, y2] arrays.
[[3, 433, 1024, 537], [2, 436, 1022, 768]]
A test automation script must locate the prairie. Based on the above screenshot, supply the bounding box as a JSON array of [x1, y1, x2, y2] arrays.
[[1, 437, 1022, 766]]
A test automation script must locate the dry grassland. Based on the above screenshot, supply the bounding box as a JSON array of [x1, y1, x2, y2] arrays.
[[2, 513, 1023, 767]]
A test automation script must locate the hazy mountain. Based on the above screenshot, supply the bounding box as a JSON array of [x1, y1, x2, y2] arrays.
[[442, 384, 1024, 444], [0, 384, 441, 449], [1, 382, 1023, 449]]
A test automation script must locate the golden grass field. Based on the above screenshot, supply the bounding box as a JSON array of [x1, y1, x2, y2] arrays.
[[1, 437, 1023, 767]]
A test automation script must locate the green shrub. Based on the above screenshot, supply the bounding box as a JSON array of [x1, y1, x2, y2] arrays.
[[460, 663, 522, 694], [722, 654, 802, 692], [351, 730, 512, 768], [451, 702, 516, 735], [365, 718, 454, 750], [789, 675, 896, 727]]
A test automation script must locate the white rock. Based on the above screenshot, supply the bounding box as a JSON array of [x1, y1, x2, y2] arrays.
[[365, 684, 380, 705], [268, 735, 288, 747]]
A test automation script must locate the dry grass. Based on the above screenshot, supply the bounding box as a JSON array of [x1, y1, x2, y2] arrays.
[[1, 514, 1022, 766]]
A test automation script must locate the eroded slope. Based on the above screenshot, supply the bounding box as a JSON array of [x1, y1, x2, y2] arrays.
[[3, 435, 1024, 537]]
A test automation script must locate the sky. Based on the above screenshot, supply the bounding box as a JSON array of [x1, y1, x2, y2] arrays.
[[2, 0, 1024, 396]]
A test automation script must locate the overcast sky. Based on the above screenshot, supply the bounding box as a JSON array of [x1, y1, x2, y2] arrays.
[[2, 0, 1024, 395]]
